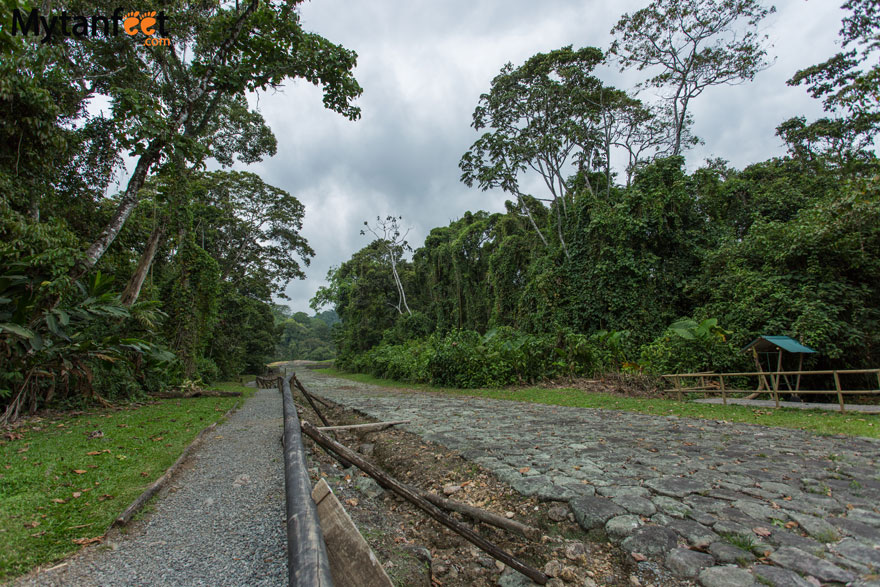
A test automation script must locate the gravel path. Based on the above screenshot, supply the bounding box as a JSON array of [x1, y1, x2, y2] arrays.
[[16, 389, 288, 587], [300, 371, 880, 586]]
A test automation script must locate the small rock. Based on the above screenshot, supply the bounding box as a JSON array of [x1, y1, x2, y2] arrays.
[[543, 559, 563, 577], [497, 567, 538, 586], [698, 565, 756, 587], [443, 483, 461, 495], [629, 575, 641, 586], [546, 579, 564, 587], [433, 564, 448, 575], [548, 504, 569, 522], [582, 579, 597, 587], [564, 541, 588, 561], [559, 566, 581, 583], [356, 476, 384, 498], [357, 443, 375, 457], [505, 511, 515, 518]]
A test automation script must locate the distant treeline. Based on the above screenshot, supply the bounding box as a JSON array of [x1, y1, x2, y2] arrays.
[[275, 308, 338, 362]]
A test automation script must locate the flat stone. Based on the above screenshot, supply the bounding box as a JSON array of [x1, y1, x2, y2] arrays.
[[666, 548, 714, 578], [769, 546, 857, 584], [606, 515, 642, 540], [733, 499, 785, 522], [596, 485, 650, 499], [645, 477, 708, 498], [356, 476, 385, 498], [621, 525, 679, 558], [713, 520, 753, 540], [698, 565, 757, 587], [668, 519, 719, 549], [652, 496, 692, 518], [783, 510, 839, 542], [831, 516, 880, 543], [497, 567, 540, 586], [834, 537, 880, 568], [767, 528, 824, 556], [709, 541, 755, 564], [751, 564, 815, 587], [569, 495, 625, 531], [612, 495, 657, 516], [848, 508, 880, 528]]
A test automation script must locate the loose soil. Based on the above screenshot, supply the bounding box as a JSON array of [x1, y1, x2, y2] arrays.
[[294, 386, 685, 587]]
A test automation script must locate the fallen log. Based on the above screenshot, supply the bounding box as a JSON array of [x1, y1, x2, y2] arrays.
[[317, 420, 410, 433], [301, 420, 548, 585], [292, 374, 333, 409], [421, 492, 541, 540]]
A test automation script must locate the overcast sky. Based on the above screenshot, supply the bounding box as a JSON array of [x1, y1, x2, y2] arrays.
[[239, 0, 846, 314]]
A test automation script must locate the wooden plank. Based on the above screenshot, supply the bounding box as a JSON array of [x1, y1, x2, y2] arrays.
[[834, 371, 845, 413], [317, 420, 410, 433], [312, 479, 394, 587]]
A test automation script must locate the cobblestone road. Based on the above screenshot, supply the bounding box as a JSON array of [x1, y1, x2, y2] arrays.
[[300, 370, 880, 587]]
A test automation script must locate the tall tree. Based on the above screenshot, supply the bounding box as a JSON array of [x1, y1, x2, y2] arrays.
[[362, 216, 413, 315], [610, 0, 774, 155], [779, 0, 879, 166], [75, 0, 362, 276], [460, 46, 608, 258]]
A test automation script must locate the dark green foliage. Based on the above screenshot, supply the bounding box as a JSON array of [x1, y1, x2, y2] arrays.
[[338, 328, 607, 388], [275, 308, 337, 362]]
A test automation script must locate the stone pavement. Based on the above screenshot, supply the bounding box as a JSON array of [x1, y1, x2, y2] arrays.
[[298, 371, 880, 587]]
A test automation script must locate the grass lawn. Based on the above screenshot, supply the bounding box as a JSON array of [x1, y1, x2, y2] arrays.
[[0, 382, 254, 581], [317, 368, 879, 439]]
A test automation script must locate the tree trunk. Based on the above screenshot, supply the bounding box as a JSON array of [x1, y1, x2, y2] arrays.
[[121, 221, 167, 307], [77, 139, 165, 278]]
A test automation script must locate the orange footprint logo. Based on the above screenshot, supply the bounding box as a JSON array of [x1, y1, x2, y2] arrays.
[[123, 11, 140, 35], [139, 11, 157, 36]]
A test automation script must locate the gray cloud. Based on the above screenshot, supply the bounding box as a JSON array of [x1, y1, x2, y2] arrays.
[[241, 0, 849, 313]]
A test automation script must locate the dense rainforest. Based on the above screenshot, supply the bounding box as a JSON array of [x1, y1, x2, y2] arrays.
[[0, 0, 360, 423], [316, 0, 880, 388]]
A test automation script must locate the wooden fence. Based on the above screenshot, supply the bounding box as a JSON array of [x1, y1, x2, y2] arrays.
[[662, 368, 880, 413], [279, 374, 334, 586]]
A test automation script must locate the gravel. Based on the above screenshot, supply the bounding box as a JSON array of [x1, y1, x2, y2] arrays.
[[15, 389, 288, 587]]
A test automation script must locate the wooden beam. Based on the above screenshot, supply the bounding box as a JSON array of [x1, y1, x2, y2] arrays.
[[312, 479, 394, 587], [300, 420, 548, 585], [317, 420, 410, 433], [280, 376, 334, 586], [421, 492, 541, 540]]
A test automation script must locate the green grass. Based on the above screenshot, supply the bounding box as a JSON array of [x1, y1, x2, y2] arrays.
[[317, 368, 880, 439], [0, 381, 254, 581]]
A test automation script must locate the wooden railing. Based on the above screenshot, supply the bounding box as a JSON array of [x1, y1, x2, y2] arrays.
[[662, 369, 880, 413], [279, 374, 334, 586]]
